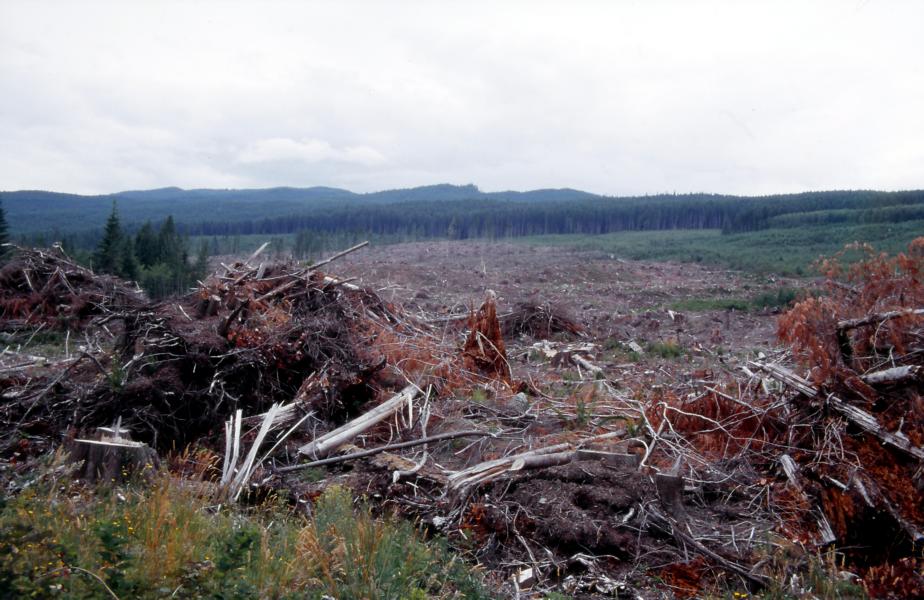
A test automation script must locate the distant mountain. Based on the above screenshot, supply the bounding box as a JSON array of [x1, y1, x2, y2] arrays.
[[0, 184, 600, 234]]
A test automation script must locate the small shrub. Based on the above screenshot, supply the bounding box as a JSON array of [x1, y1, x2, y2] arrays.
[[648, 340, 684, 359]]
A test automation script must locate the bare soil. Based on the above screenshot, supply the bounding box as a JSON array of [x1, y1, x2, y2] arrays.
[[339, 240, 788, 358]]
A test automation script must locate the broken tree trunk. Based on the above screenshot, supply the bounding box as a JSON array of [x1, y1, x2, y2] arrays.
[[462, 291, 511, 380], [298, 384, 419, 458]]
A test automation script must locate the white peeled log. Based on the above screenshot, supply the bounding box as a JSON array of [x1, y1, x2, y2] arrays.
[[298, 385, 418, 458]]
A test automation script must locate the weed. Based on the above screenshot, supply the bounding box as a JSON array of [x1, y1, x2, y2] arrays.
[[647, 340, 683, 359], [753, 546, 867, 600], [0, 474, 489, 599]]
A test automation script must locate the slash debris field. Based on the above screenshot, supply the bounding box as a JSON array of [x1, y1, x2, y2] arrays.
[[1, 238, 923, 599]]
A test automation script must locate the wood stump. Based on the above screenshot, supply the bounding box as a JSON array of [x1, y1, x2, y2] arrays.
[[67, 422, 159, 483]]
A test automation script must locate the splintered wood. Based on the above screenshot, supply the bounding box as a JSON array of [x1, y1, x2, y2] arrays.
[[462, 290, 511, 380]]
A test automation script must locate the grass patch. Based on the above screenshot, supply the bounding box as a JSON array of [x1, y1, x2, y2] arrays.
[[516, 220, 924, 276], [670, 297, 751, 312], [0, 467, 488, 599], [670, 287, 803, 313], [647, 340, 684, 359]]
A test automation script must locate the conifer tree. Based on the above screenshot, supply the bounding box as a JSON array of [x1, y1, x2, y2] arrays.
[[118, 237, 139, 281], [193, 241, 209, 282], [0, 198, 9, 261], [134, 221, 159, 267], [93, 202, 123, 274]]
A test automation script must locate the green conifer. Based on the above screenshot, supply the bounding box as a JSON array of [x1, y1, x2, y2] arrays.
[[0, 198, 9, 261], [93, 202, 123, 274]]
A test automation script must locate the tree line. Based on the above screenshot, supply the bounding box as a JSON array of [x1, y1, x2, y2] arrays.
[[170, 190, 924, 240]]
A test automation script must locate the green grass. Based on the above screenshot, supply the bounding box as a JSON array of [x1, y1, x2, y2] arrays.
[[669, 297, 752, 312], [517, 220, 924, 276], [0, 465, 489, 599], [669, 287, 802, 313]]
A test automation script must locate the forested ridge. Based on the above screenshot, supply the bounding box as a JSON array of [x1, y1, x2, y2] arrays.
[[5, 185, 924, 242]]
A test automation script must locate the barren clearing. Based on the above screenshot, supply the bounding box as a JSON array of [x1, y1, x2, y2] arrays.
[[1, 238, 922, 599], [337, 240, 785, 356]]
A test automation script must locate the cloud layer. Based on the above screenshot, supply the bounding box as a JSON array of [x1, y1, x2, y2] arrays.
[[1, 1, 922, 195]]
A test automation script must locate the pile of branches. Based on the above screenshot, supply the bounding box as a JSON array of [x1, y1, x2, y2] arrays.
[[755, 238, 924, 594], [500, 300, 582, 339], [79, 243, 434, 449], [0, 245, 142, 330]]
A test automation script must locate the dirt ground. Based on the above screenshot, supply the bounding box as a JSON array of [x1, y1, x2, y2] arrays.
[[338, 240, 789, 360]]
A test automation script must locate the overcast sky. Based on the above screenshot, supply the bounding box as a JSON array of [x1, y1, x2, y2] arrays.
[[1, 1, 922, 196]]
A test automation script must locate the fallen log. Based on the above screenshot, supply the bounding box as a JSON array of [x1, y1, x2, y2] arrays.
[[572, 354, 604, 378], [447, 429, 626, 493], [298, 385, 419, 458], [861, 365, 922, 386], [277, 429, 490, 473]]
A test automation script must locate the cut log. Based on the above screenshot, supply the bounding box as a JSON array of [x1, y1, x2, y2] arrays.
[[861, 365, 922, 386], [298, 385, 418, 458], [510, 450, 575, 471]]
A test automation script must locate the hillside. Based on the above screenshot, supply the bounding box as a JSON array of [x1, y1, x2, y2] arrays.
[[5, 185, 924, 242]]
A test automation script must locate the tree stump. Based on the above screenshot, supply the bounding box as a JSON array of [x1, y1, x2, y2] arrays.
[[67, 421, 159, 483]]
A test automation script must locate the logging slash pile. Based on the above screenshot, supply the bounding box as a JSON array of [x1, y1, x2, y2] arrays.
[[1, 238, 924, 598]]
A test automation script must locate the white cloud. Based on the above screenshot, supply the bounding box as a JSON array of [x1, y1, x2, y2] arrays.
[[0, 0, 922, 195], [236, 138, 385, 167]]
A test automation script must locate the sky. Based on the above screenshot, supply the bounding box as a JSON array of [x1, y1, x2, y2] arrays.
[[1, 0, 922, 196]]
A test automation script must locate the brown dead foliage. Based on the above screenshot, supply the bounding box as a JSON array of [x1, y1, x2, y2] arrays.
[[775, 237, 924, 587]]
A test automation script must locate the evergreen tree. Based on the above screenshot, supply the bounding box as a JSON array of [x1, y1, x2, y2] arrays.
[[93, 202, 123, 274], [0, 198, 9, 261], [118, 237, 139, 281], [193, 241, 209, 282], [158, 216, 181, 268], [134, 221, 159, 267]]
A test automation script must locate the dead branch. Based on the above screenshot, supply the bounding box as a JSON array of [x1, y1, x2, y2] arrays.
[[836, 308, 924, 332], [307, 241, 369, 271], [754, 361, 924, 461]]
